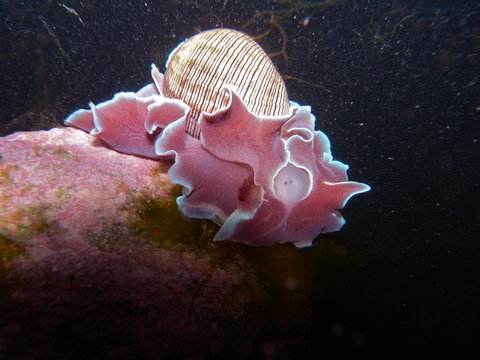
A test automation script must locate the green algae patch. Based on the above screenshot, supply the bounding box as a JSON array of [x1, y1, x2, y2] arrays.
[[130, 184, 224, 255], [149, 159, 173, 178], [30, 143, 81, 161], [53, 184, 77, 208], [0, 164, 19, 184], [31, 144, 42, 157], [126, 179, 260, 274], [0, 204, 50, 242], [53, 146, 80, 161], [84, 221, 135, 253]]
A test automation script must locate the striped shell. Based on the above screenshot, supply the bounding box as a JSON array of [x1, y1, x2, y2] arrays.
[[163, 28, 290, 138]]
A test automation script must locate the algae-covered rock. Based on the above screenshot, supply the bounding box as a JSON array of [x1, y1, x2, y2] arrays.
[[0, 128, 266, 358]]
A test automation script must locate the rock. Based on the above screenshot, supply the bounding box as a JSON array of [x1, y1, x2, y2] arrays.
[[0, 128, 262, 359]]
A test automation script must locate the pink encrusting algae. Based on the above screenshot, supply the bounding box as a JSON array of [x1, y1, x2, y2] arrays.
[[0, 128, 263, 357]]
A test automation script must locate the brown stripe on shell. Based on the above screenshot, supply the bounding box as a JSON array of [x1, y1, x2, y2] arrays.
[[163, 28, 290, 138]]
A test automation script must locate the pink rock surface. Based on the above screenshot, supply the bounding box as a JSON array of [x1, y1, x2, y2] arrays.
[[0, 128, 258, 358], [0, 127, 168, 240]]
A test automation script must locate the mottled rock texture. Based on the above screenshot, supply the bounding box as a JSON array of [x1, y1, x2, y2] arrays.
[[0, 128, 269, 359]]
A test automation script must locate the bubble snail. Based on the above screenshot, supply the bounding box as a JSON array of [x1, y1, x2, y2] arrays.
[[65, 28, 370, 247]]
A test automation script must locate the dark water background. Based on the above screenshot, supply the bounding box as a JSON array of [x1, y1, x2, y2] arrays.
[[0, 0, 479, 358]]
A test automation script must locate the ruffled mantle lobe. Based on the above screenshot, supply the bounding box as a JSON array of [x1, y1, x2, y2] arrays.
[[65, 64, 370, 247]]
